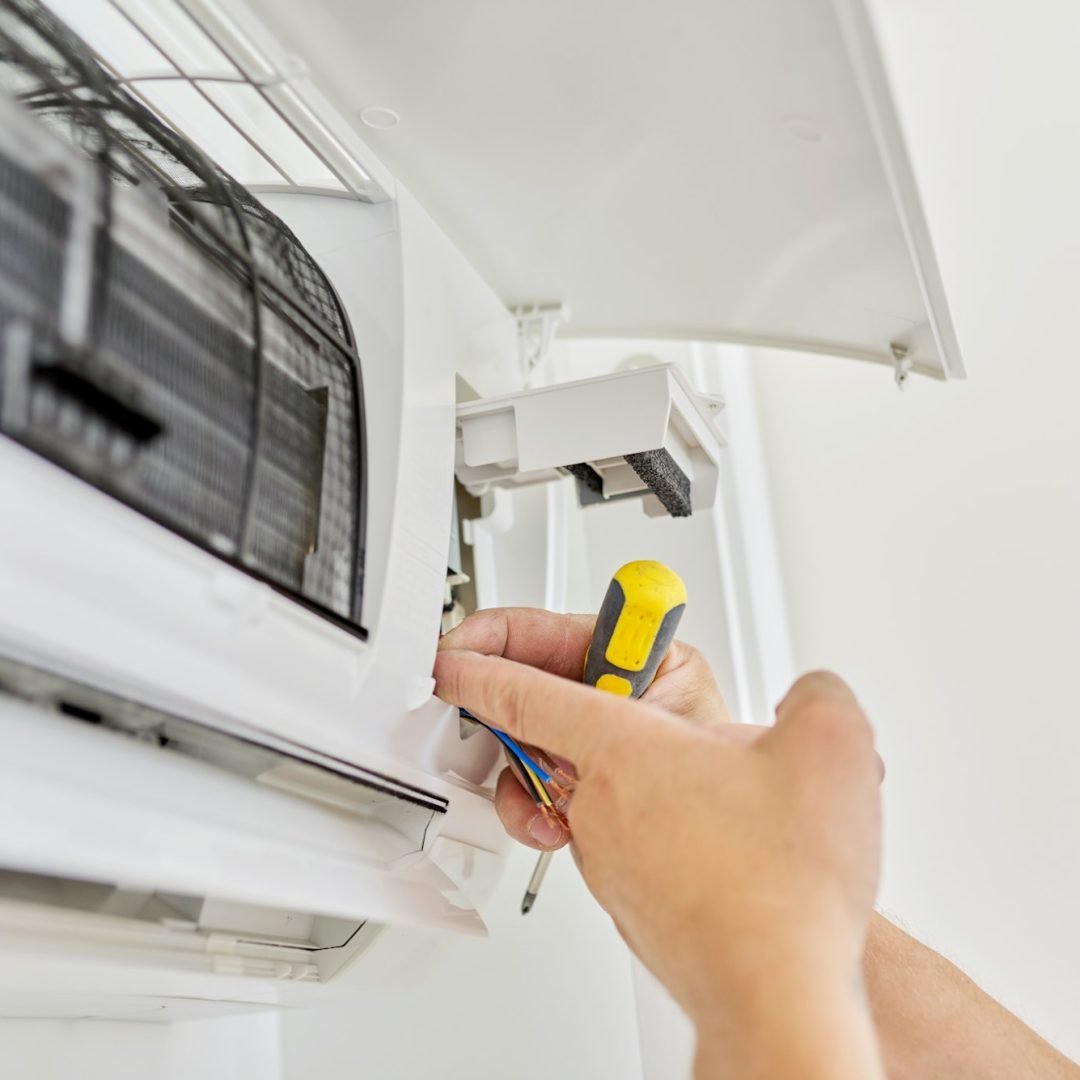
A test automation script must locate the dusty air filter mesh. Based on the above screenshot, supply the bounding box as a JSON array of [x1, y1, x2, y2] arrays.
[[0, 0, 366, 631]]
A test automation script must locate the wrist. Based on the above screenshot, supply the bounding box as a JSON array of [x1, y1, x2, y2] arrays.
[[689, 948, 883, 1080], [681, 903, 863, 1022], [694, 975, 882, 1080]]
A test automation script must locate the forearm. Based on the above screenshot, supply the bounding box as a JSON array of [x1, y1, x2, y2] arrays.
[[864, 914, 1078, 1079], [694, 1011, 882, 1080], [692, 961, 885, 1080]]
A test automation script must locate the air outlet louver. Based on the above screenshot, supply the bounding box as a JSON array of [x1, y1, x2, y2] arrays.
[[0, 0, 366, 631]]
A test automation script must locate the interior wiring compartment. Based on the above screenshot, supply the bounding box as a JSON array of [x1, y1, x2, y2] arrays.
[[0, 0, 368, 632]]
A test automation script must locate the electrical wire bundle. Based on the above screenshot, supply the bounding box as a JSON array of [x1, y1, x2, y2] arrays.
[[459, 707, 572, 827]]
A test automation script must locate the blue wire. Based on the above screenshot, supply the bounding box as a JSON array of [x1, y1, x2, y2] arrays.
[[459, 708, 553, 783], [489, 729, 554, 784]]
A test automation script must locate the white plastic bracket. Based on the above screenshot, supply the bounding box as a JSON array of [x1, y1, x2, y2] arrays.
[[455, 364, 725, 518], [514, 302, 570, 379]]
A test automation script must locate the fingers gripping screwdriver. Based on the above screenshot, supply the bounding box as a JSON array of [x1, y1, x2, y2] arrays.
[[522, 560, 687, 913]]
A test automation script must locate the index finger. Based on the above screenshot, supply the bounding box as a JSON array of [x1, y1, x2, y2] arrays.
[[439, 608, 596, 680], [434, 648, 653, 774]]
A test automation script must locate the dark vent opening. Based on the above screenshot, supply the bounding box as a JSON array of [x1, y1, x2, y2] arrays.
[[57, 700, 103, 724]]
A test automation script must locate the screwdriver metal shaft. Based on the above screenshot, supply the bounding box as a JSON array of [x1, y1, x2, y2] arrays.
[[521, 850, 553, 914]]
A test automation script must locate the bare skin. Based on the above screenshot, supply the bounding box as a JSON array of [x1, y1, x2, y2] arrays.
[[864, 915, 1078, 1079], [435, 608, 1080, 1079], [436, 610, 883, 1078]]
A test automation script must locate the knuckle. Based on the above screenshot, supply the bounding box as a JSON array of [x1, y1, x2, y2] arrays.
[[676, 641, 704, 667], [488, 673, 520, 731], [508, 688, 532, 743], [469, 608, 508, 650], [441, 607, 511, 654], [502, 672, 551, 751]]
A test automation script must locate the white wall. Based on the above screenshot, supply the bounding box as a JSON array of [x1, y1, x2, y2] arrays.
[[0, 1014, 284, 1080], [749, 0, 1080, 1056], [280, 840, 646, 1080]]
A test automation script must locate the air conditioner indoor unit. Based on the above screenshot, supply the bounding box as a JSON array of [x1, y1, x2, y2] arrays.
[[0, 0, 960, 1022]]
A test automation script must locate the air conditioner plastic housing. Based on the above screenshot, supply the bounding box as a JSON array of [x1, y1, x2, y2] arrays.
[[0, 0, 966, 1007]]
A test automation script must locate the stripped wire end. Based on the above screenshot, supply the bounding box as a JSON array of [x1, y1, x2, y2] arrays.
[[459, 707, 569, 825], [530, 749, 578, 799]]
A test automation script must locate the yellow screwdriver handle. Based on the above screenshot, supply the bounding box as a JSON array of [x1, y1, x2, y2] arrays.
[[584, 560, 687, 698]]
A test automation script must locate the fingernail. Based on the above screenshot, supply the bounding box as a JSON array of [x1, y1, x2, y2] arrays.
[[527, 813, 565, 849]]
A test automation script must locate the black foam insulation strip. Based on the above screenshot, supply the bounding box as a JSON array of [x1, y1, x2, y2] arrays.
[[625, 448, 692, 517], [564, 462, 604, 494]]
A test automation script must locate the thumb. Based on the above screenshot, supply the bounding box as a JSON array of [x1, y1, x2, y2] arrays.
[[766, 671, 877, 779]]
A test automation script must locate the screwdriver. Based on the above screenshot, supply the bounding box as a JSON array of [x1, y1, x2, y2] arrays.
[[521, 559, 687, 914]]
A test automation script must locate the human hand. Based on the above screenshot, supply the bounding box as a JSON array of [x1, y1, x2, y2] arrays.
[[436, 609, 884, 1077], [440, 608, 733, 850]]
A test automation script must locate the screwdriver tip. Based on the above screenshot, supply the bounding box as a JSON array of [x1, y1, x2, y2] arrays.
[[521, 892, 537, 915]]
